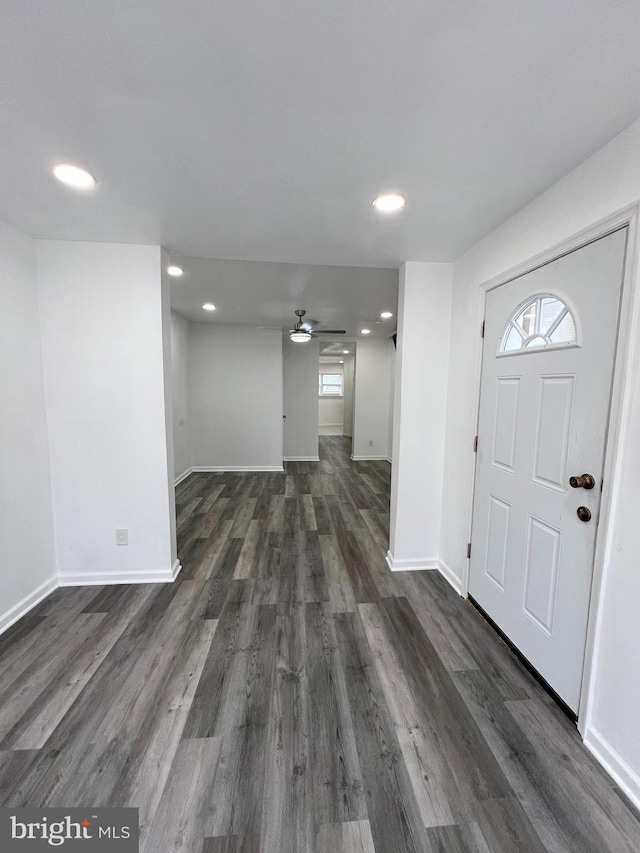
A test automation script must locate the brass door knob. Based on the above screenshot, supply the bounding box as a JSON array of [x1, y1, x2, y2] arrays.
[[576, 506, 592, 522], [569, 474, 595, 490]]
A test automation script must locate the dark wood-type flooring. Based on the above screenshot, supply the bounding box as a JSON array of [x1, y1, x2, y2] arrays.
[[1, 436, 639, 851]]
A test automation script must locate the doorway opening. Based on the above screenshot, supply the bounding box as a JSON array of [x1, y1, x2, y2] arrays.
[[318, 341, 356, 455]]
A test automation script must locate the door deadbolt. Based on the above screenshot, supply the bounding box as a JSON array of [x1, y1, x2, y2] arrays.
[[576, 506, 592, 522], [569, 473, 595, 490]]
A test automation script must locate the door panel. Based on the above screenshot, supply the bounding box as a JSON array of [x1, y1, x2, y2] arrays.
[[531, 374, 574, 491], [469, 228, 627, 712]]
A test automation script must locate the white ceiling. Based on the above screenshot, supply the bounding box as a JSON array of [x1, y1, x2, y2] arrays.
[[169, 256, 397, 337], [1, 2, 640, 268]]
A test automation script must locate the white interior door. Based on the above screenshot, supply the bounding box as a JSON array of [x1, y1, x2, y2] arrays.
[[469, 229, 627, 712]]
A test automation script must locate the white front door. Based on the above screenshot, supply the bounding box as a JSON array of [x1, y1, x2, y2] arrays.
[[469, 228, 627, 712]]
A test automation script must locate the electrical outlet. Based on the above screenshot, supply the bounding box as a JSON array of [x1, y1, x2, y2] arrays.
[[368, 440, 374, 447], [116, 528, 128, 546]]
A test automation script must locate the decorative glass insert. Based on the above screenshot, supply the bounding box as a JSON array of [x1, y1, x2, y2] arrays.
[[499, 295, 577, 354]]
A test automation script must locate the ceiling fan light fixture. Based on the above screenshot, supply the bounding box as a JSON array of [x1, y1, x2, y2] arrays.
[[290, 331, 312, 343]]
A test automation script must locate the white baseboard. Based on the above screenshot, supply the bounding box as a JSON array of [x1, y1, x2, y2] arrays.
[[58, 564, 180, 586], [320, 423, 343, 427], [584, 726, 640, 812], [174, 467, 194, 486], [437, 560, 464, 596], [385, 551, 440, 572], [1, 560, 183, 637], [191, 465, 284, 473], [385, 456, 392, 464], [351, 455, 390, 462], [283, 456, 320, 462], [0, 575, 59, 637]]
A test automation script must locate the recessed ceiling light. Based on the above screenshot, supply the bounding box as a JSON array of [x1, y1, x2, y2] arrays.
[[342, 349, 349, 354], [53, 163, 96, 189], [202, 303, 216, 311], [339, 360, 344, 364], [372, 193, 405, 212], [167, 266, 183, 277], [380, 311, 393, 320], [361, 328, 371, 335]]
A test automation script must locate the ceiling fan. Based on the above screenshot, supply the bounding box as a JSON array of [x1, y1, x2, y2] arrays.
[[288, 309, 346, 343]]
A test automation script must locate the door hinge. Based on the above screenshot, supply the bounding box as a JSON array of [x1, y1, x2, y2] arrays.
[[481, 320, 485, 337], [467, 542, 472, 559], [473, 435, 478, 453]]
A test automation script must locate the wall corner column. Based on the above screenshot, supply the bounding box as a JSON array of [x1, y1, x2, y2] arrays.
[[388, 261, 453, 572]]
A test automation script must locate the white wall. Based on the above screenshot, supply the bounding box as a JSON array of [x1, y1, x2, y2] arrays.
[[319, 397, 344, 427], [37, 241, 177, 585], [189, 324, 283, 469], [342, 354, 355, 437], [388, 263, 452, 572], [319, 362, 344, 428], [441, 117, 640, 806], [171, 311, 191, 480], [282, 337, 319, 460], [352, 337, 395, 460], [0, 221, 57, 632]]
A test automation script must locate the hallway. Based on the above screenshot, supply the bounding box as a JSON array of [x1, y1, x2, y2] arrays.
[[0, 436, 639, 851]]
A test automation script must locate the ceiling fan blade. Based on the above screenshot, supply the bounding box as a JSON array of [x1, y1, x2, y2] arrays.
[[311, 329, 346, 335]]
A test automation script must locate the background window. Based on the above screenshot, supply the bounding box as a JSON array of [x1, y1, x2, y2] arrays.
[[319, 373, 343, 396]]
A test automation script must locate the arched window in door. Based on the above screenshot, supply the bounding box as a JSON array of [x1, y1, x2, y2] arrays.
[[499, 294, 577, 355]]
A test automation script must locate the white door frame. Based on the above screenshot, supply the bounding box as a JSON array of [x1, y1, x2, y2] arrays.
[[462, 202, 640, 732]]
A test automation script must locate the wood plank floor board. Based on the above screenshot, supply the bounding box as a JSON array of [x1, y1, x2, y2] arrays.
[[260, 603, 314, 853], [312, 496, 334, 534], [233, 519, 264, 580], [202, 835, 260, 853], [334, 610, 433, 853], [206, 605, 277, 840], [393, 572, 479, 672], [2, 435, 639, 852], [380, 596, 513, 805], [0, 613, 108, 745], [119, 618, 218, 839], [318, 534, 358, 614], [425, 823, 492, 853], [334, 526, 380, 604], [190, 498, 232, 540], [0, 586, 98, 663], [408, 571, 536, 702], [304, 603, 367, 825], [300, 493, 317, 531], [359, 601, 467, 828], [182, 601, 252, 740], [316, 819, 376, 853], [141, 737, 223, 853]]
